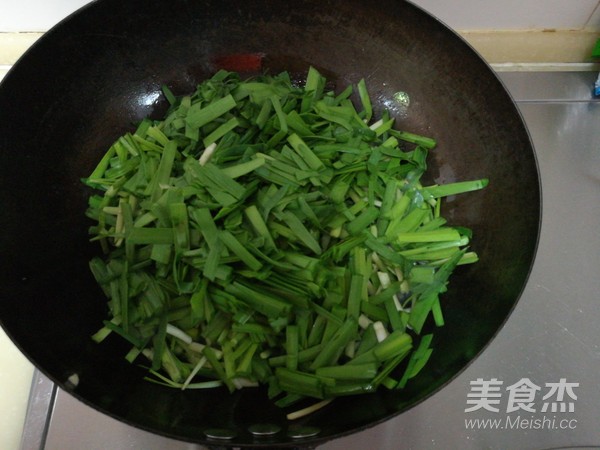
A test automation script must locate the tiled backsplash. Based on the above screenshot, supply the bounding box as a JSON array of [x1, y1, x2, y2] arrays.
[[2, 1, 600, 65], [1, 0, 599, 32], [415, 0, 600, 30]]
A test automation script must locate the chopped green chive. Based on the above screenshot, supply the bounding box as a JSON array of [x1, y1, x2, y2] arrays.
[[85, 67, 486, 411]]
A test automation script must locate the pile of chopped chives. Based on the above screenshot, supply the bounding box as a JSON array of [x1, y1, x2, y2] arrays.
[[84, 67, 487, 414]]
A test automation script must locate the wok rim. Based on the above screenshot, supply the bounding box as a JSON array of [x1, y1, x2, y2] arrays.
[[0, 0, 542, 446]]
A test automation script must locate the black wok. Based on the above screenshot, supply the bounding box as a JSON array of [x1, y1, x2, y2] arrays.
[[0, 0, 540, 447]]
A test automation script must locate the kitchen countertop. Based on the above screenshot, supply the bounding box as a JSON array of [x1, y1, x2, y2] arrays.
[[0, 328, 34, 450], [1, 69, 597, 449]]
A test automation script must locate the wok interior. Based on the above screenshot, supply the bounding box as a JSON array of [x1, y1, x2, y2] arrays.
[[0, 0, 539, 446]]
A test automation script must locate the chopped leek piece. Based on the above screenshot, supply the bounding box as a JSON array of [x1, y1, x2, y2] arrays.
[[85, 67, 487, 414]]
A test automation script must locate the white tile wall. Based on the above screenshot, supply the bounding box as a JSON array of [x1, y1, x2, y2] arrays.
[[1, 0, 600, 32], [0, 0, 91, 32], [586, 2, 600, 28], [414, 0, 600, 30]]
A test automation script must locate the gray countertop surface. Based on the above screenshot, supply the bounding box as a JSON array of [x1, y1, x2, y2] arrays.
[[21, 70, 600, 450]]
